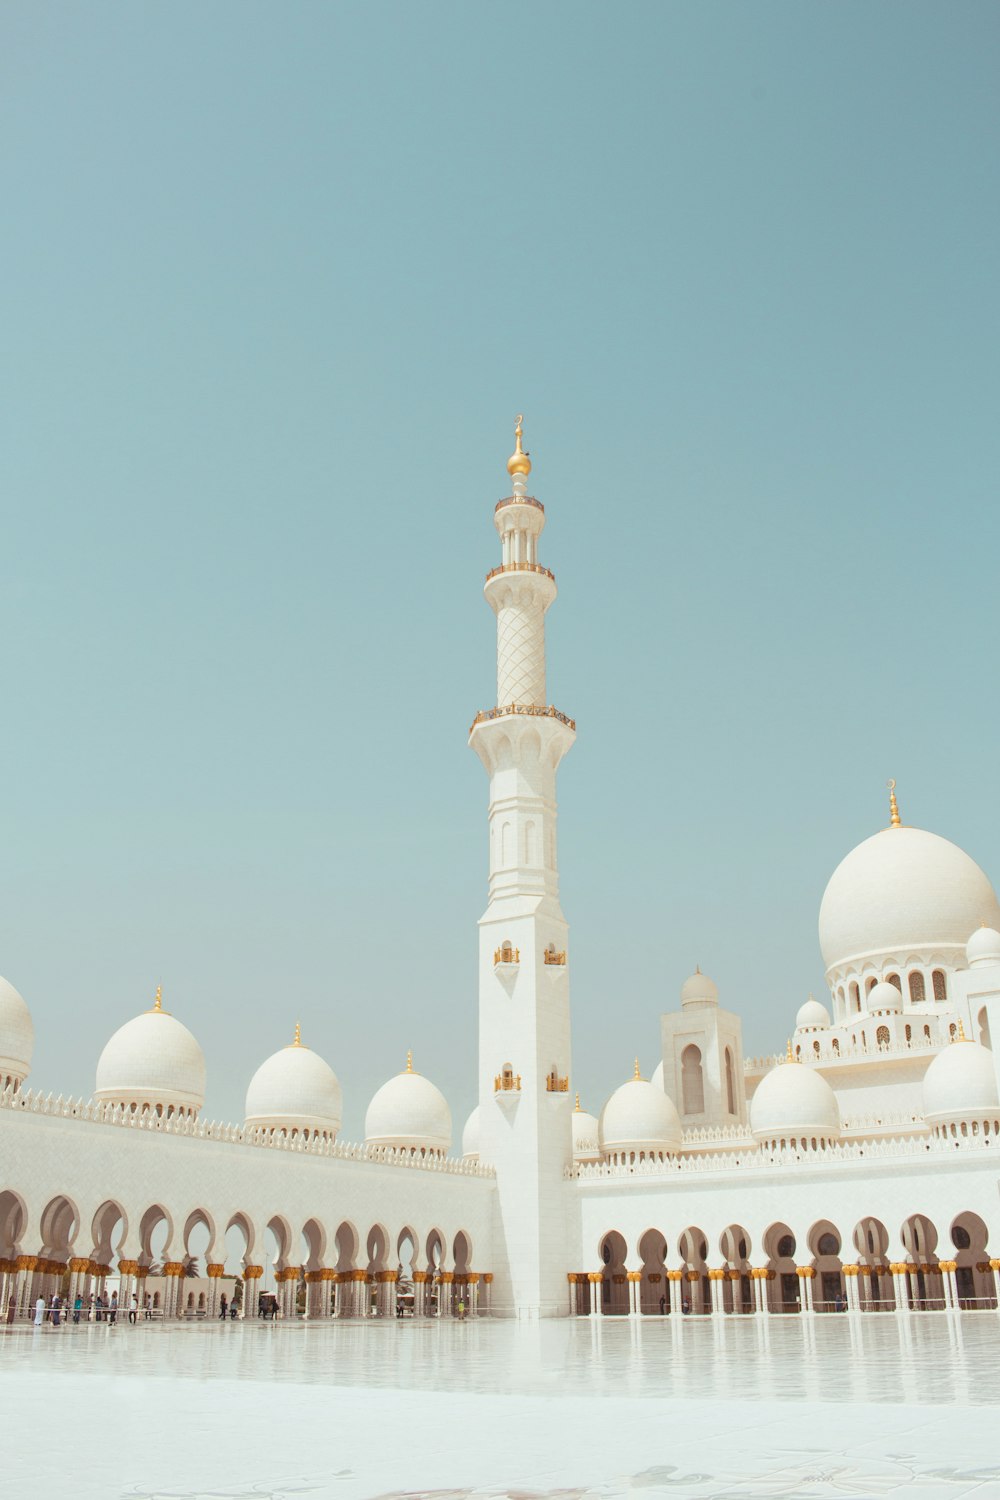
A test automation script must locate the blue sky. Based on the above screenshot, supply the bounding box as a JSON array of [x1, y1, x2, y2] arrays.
[[2, 2, 998, 1137]]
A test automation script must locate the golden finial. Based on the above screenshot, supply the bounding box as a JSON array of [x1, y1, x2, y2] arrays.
[[887, 779, 901, 828], [506, 414, 531, 477], [150, 984, 163, 1014], [292, 1021, 302, 1047], [633, 1057, 641, 1081], [406, 1049, 413, 1073], [574, 1092, 581, 1112], [955, 1018, 968, 1042], [785, 1038, 800, 1064]]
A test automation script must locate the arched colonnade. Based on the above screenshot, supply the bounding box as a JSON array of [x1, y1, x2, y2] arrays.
[[570, 1211, 1000, 1317], [0, 1190, 489, 1321]]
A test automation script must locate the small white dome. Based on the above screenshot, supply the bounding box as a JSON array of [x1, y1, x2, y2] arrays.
[[750, 1057, 840, 1141], [650, 1060, 665, 1090], [0, 976, 34, 1085], [245, 1029, 342, 1138], [681, 969, 718, 1008], [365, 1057, 452, 1155], [461, 1104, 480, 1160], [572, 1100, 601, 1161], [922, 1035, 999, 1122], [95, 992, 205, 1117], [796, 996, 830, 1031], [966, 927, 1000, 969], [819, 825, 1000, 975], [600, 1069, 682, 1155], [868, 980, 903, 1013]]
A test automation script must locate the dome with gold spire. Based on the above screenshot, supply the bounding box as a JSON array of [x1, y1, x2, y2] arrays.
[[244, 1023, 343, 1140], [95, 986, 206, 1120]]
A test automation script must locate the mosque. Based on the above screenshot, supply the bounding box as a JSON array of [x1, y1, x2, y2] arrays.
[[3, 420, 1000, 1324]]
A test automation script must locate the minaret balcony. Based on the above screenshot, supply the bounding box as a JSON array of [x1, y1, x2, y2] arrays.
[[469, 703, 576, 736], [543, 948, 567, 967], [485, 562, 555, 583], [494, 944, 520, 966], [494, 1071, 522, 1093], [545, 1074, 569, 1093], [495, 495, 544, 515]]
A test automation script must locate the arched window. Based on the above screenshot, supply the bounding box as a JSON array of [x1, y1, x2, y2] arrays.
[[832, 1038, 840, 1055], [813, 1040, 821, 1056], [817, 1232, 839, 1257], [923, 1024, 931, 1040], [681, 1045, 705, 1115], [979, 1007, 992, 1050], [905, 1024, 912, 1043], [932, 970, 947, 1001], [866, 977, 878, 994], [501, 1063, 514, 1088], [876, 1025, 890, 1047], [777, 1234, 795, 1259], [908, 972, 925, 1004], [724, 1048, 735, 1114], [886, 973, 902, 991], [949, 1024, 958, 1039], [850, 982, 860, 1012]]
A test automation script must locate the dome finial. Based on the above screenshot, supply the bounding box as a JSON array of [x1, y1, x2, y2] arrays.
[[405, 1049, 413, 1073], [575, 1091, 581, 1111], [887, 779, 901, 828], [506, 414, 531, 478], [785, 1037, 800, 1064], [292, 1020, 302, 1047], [633, 1056, 641, 1081], [151, 984, 163, 1014], [955, 1017, 968, 1043]]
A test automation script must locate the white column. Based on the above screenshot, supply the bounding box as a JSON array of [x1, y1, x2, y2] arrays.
[[668, 1272, 681, 1316]]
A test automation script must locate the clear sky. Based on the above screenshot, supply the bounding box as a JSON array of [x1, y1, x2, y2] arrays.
[[3, 2, 999, 1139]]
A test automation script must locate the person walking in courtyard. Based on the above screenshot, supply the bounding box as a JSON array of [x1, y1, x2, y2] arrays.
[[108, 1291, 118, 1326], [129, 1292, 138, 1325], [219, 1293, 228, 1320], [73, 1293, 82, 1324], [6, 1295, 15, 1325], [33, 1295, 45, 1328], [229, 1299, 238, 1319], [51, 1295, 62, 1327]]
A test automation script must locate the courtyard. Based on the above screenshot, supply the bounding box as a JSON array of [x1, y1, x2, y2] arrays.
[[2, 1312, 998, 1500]]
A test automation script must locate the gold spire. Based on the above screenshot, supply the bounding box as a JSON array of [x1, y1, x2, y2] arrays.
[[290, 1021, 302, 1048], [575, 1092, 581, 1111], [955, 1018, 968, 1042], [785, 1038, 800, 1063], [633, 1057, 641, 1081], [406, 1049, 413, 1073], [506, 414, 531, 477], [887, 779, 901, 828], [150, 984, 164, 1014]]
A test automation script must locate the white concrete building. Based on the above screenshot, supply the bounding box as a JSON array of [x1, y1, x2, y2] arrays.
[[3, 421, 1000, 1324]]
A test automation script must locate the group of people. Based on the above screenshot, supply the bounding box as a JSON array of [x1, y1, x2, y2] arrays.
[[17, 1289, 149, 1328]]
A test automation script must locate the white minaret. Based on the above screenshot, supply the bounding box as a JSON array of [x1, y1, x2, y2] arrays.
[[469, 417, 575, 1319]]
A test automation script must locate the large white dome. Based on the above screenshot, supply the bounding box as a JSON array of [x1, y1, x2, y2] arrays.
[[365, 1057, 452, 1155], [0, 976, 34, 1087], [600, 1069, 682, 1156], [922, 1036, 999, 1123], [245, 1028, 342, 1138], [819, 825, 1000, 975], [95, 990, 205, 1117], [750, 1058, 840, 1141]]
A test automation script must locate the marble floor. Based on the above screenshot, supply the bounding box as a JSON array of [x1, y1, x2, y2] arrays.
[[2, 1314, 999, 1500]]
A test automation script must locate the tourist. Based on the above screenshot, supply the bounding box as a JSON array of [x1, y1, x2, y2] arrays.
[[51, 1295, 62, 1327], [33, 1295, 45, 1328], [229, 1300, 238, 1320], [6, 1295, 15, 1325], [659, 1294, 666, 1315], [108, 1291, 118, 1326], [129, 1292, 138, 1325], [144, 1294, 152, 1319], [219, 1293, 228, 1320], [73, 1294, 82, 1324], [94, 1293, 104, 1322]]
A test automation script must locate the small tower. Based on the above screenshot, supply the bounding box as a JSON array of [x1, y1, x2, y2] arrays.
[[469, 419, 576, 1319], [660, 968, 748, 1128]]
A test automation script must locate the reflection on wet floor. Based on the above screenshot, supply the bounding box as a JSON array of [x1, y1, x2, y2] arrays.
[[3, 1310, 996, 1406]]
